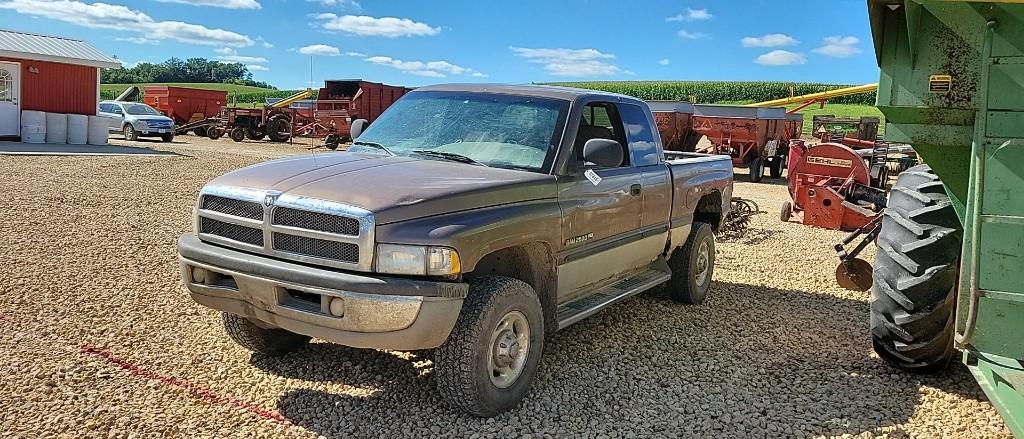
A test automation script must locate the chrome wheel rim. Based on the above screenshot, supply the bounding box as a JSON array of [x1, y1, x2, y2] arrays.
[[695, 240, 710, 286], [487, 310, 530, 389]]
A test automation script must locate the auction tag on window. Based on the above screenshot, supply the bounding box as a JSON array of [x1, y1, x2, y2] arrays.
[[584, 168, 602, 186]]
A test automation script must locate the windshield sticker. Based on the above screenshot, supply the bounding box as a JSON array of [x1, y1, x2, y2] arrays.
[[584, 168, 603, 186]]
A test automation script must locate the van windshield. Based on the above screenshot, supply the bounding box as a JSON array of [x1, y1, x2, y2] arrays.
[[353, 91, 569, 173], [123, 103, 163, 116]]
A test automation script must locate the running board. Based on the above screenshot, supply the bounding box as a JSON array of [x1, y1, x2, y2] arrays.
[[556, 263, 671, 330]]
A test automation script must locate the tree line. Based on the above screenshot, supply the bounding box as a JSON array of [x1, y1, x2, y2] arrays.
[[101, 57, 275, 89]]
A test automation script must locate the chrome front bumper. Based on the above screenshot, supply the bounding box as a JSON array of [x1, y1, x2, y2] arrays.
[[178, 234, 466, 350]]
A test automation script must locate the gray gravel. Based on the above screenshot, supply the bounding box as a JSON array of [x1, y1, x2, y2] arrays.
[[0, 135, 1011, 438]]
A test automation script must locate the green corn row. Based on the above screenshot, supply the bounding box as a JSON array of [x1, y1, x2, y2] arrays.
[[544, 81, 876, 105]]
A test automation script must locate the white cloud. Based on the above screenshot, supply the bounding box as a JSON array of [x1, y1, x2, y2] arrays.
[[220, 55, 267, 63], [116, 36, 159, 45], [298, 44, 341, 56], [246, 64, 269, 71], [256, 36, 273, 48], [755, 50, 806, 66], [813, 36, 862, 58], [667, 8, 712, 22], [214, 47, 235, 55], [344, 51, 366, 57], [315, 14, 439, 37], [0, 0, 253, 47], [658, 58, 670, 65], [741, 33, 799, 48], [308, 0, 359, 8], [677, 29, 706, 40], [156, 0, 259, 9], [510, 47, 621, 77], [364, 55, 485, 78]]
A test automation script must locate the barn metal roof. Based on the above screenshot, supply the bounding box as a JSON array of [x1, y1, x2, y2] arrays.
[[0, 29, 121, 69]]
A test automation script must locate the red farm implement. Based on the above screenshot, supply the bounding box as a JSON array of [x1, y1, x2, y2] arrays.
[[143, 86, 227, 137], [649, 101, 702, 152], [689, 105, 802, 182]]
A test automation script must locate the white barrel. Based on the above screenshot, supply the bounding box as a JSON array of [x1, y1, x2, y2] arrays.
[[21, 125, 45, 143], [87, 115, 109, 145], [45, 112, 68, 144], [21, 110, 45, 128], [67, 114, 88, 145]]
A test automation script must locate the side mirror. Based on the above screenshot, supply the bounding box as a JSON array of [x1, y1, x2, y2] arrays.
[[350, 119, 369, 139], [583, 138, 624, 168]]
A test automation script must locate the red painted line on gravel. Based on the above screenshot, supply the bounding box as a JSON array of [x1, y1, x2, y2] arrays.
[[79, 344, 289, 425]]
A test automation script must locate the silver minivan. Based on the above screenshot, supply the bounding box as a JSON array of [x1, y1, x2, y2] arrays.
[[97, 101, 175, 142]]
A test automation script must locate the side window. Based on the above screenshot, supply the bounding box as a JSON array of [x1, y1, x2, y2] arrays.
[[111, 105, 123, 114], [575, 102, 629, 167], [619, 104, 660, 167], [98, 103, 111, 113]]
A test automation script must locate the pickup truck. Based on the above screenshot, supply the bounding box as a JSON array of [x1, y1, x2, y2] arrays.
[[177, 84, 733, 416]]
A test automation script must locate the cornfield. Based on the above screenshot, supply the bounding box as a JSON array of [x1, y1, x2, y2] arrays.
[[545, 81, 876, 105]]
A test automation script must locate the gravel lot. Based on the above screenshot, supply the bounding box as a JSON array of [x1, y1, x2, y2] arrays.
[[0, 135, 1011, 438]]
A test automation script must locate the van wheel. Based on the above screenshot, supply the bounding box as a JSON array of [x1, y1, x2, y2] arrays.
[[666, 221, 716, 304], [434, 276, 544, 417], [123, 125, 138, 141], [221, 312, 310, 355]]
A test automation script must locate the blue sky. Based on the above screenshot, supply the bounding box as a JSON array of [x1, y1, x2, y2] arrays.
[[0, 0, 878, 89]]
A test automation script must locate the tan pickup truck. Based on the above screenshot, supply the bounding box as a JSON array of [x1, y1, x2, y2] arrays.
[[178, 84, 733, 416]]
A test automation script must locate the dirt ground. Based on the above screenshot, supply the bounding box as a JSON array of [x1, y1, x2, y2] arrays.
[[0, 134, 1011, 438]]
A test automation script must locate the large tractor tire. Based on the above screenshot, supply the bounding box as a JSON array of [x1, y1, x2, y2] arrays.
[[265, 114, 292, 143], [871, 164, 962, 372]]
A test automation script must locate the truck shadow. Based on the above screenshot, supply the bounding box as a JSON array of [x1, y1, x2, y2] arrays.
[[263, 281, 988, 438]]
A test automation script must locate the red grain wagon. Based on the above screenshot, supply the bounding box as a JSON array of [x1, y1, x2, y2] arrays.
[[689, 104, 803, 182], [648, 101, 701, 152], [143, 86, 226, 136]]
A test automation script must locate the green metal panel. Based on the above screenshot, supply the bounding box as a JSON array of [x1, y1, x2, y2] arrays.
[[870, 0, 1024, 431]]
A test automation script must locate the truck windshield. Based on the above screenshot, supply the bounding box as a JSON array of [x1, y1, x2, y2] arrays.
[[123, 103, 163, 116], [353, 91, 569, 172]]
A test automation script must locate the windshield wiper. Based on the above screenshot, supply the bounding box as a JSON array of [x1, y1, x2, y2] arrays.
[[352, 141, 394, 156], [412, 150, 486, 166]]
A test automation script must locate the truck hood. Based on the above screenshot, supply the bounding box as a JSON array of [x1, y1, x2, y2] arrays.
[[208, 152, 557, 224]]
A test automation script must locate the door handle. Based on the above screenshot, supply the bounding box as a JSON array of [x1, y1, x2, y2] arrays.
[[630, 184, 642, 196]]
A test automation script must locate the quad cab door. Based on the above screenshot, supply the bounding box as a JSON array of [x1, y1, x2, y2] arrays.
[[0, 61, 19, 137], [556, 101, 649, 302]]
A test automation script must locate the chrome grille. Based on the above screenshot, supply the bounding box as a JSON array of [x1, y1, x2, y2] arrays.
[[195, 185, 374, 271], [272, 233, 359, 263], [201, 195, 264, 220], [273, 207, 359, 236], [200, 217, 263, 246]]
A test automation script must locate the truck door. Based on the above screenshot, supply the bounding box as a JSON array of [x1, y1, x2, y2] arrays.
[[619, 103, 673, 231], [556, 101, 646, 300]]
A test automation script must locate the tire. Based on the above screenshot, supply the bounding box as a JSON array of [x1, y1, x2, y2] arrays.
[[123, 124, 138, 141], [666, 221, 716, 304], [748, 156, 764, 183], [193, 126, 208, 137], [207, 127, 224, 140], [324, 134, 341, 150], [245, 127, 266, 141], [871, 164, 961, 372], [221, 312, 310, 355], [266, 114, 291, 142], [161, 133, 174, 142], [769, 156, 784, 178], [228, 127, 246, 143], [434, 276, 544, 417], [780, 201, 792, 223]]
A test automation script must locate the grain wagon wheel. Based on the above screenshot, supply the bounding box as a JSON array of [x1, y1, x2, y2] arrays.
[[206, 127, 225, 140], [228, 127, 246, 142]]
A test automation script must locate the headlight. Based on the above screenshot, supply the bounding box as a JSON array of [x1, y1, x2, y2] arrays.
[[375, 244, 461, 276]]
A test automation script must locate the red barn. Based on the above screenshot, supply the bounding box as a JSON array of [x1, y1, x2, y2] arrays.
[[0, 29, 120, 138]]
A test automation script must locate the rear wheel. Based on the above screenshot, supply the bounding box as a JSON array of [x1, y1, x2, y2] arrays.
[[666, 221, 716, 304], [266, 114, 292, 142], [221, 312, 310, 355], [748, 156, 764, 183], [228, 127, 246, 142], [871, 164, 961, 372], [434, 276, 544, 417]]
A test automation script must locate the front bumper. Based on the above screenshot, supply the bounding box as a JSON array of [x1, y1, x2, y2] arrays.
[[177, 234, 466, 350]]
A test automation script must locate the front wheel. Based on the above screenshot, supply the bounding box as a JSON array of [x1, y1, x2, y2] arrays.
[[666, 221, 716, 304], [221, 312, 310, 355], [871, 164, 961, 372], [161, 134, 174, 142], [434, 276, 544, 417], [123, 125, 138, 141], [228, 127, 246, 143], [749, 157, 764, 183]]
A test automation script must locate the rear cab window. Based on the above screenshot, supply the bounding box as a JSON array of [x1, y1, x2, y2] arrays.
[[618, 104, 660, 167]]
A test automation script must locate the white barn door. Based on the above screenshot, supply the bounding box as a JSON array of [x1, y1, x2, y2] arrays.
[[0, 61, 20, 136]]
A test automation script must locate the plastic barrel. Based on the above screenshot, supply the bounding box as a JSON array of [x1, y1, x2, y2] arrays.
[[21, 110, 46, 143], [67, 114, 88, 145], [87, 116, 109, 145], [45, 112, 68, 144]]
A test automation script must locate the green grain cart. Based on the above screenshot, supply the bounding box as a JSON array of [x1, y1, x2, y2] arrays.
[[867, 0, 1024, 435]]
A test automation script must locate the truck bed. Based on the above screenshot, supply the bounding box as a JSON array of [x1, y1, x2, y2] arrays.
[[664, 151, 734, 229]]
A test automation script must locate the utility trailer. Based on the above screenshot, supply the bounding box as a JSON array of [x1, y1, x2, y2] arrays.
[[143, 86, 226, 138], [854, 2, 1024, 434], [689, 104, 803, 182]]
